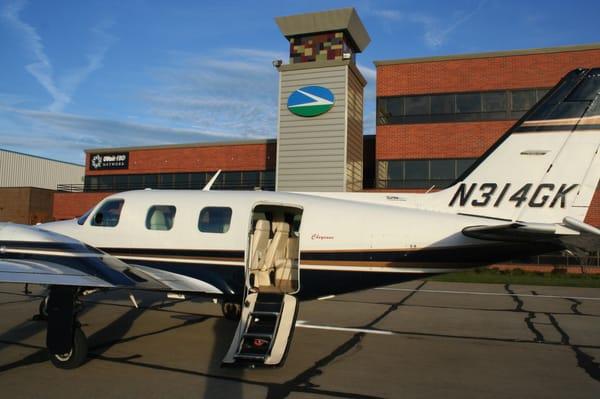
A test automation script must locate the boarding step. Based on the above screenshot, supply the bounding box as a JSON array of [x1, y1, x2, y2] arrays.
[[251, 311, 280, 317], [243, 332, 274, 339], [234, 353, 266, 362], [223, 292, 298, 367]]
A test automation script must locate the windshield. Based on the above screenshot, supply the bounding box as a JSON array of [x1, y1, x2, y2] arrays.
[[77, 208, 93, 225]]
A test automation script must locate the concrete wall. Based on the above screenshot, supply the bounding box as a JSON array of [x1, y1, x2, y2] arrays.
[[0, 149, 83, 190]]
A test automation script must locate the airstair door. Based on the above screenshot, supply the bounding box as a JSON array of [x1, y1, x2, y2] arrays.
[[222, 203, 302, 367], [222, 292, 298, 367]]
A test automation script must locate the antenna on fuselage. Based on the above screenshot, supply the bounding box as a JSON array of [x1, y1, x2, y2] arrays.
[[203, 170, 222, 191]]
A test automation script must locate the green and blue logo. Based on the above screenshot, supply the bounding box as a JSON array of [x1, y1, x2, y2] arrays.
[[287, 86, 335, 117]]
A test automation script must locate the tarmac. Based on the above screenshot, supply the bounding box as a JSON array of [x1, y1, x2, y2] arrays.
[[0, 280, 599, 399]]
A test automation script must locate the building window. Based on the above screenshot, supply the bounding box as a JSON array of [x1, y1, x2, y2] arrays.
[[114, 175, 128, 190], [146, 205, 176, 231], [377, 88, 550, 125], [405, 96, 430, 115], [129, 174, 143, 190], [378, 158, 477, 189], [83, 170, 276, 192], [198, 207, 232, 234], [190, 172, 208, 189], [158, 174, 174, 189], [91, 199, 124, 227], [431, 94, 454, 114], [174, 173, 189, 189], [456, 93, 481, 113]]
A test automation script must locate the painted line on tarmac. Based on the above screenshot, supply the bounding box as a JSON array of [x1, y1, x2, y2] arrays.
[[296, 320, 396, 336], [375, 287, 600, 301]]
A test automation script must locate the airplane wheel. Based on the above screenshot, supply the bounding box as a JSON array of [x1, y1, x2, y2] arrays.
[[49, 327, 88, 369], [222, 302, 241, 320]]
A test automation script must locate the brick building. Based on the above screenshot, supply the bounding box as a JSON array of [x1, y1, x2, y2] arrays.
[[53, 140, 277, 220], [0, 148, 83, 223], [54, 43, 600, 229], [374, 43, 600, 226]]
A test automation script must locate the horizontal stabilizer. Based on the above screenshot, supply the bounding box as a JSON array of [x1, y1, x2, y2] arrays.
[[462, 217, 600, 253]]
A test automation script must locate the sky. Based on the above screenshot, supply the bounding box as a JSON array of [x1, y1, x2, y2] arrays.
[[1, 0, 599, 164]]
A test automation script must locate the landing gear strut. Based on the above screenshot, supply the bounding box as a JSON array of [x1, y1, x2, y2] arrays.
[[222, 301, 242, 320], [46, 286, 88, 369], [34, 296, 49, 321]]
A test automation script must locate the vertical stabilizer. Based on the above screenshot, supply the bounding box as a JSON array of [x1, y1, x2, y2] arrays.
[[432, 68, 600, 223]]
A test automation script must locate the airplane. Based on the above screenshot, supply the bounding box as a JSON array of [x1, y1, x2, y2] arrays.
[[1, 67, 600, 370]]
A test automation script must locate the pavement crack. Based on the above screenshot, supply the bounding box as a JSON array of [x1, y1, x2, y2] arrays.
[[505, 284, 545, 342], [565, 298, 583, 315], [264, 281, 428, 399], [547, 313, 600, 383]]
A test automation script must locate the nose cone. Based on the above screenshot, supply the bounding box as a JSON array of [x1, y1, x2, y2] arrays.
[[37, 219, 80, 238]]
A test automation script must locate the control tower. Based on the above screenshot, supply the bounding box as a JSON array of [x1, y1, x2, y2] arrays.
[[274, 8, 370, 191]]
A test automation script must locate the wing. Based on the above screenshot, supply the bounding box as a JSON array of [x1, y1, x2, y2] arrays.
[[0, 223, 222, 294], [462, 217, 600, 254]]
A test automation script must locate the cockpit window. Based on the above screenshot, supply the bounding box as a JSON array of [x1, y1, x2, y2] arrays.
[[91, 199, 125, 227], [146, 205, 176, 231], [77, 208, 93, 225], [198, 207, 232, 233]]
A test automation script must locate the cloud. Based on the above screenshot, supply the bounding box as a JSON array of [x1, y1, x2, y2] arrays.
[[0, 45, 283, 162], [2, 0, 64, 107], [141, 47, 285, 137], [1, 0, 116, 112], [0, 106, 266, 155], [372, 2, 487, 47], [357, 63, 377, 82]]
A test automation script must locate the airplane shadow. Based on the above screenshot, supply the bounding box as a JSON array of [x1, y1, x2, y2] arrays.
[[204, 317, 244, 398]]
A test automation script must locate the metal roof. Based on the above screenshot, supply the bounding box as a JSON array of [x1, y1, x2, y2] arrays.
[[0, 148, 83, 167]]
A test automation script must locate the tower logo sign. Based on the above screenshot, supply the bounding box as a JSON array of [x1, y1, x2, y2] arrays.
[[287, 86, 335, 117]]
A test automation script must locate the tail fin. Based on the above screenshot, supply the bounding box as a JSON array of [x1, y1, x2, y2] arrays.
[[435, 68, 600, 223]]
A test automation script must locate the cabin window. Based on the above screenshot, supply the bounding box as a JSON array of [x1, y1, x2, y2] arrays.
[[198, 207, 232, 234], [91, 199, 124, 227], [146, 205, 176, 231]]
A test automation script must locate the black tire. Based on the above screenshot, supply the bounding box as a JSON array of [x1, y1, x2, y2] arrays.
[[222, 302, 242, 320], [49, 327, 88, 369]]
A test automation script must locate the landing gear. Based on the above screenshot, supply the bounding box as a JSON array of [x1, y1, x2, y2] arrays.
[[49, 326, 88, 369], [35, 296, 49, 320], [46, 286, 88, 369], [222, 301, 242, 320]]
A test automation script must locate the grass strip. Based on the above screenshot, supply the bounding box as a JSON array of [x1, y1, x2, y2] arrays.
[[429, 268, 600, 288]]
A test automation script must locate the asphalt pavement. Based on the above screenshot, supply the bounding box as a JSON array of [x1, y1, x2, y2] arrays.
[[0, 280, 598, 398]]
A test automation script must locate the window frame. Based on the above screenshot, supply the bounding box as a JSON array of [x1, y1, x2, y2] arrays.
[[90, 199, 125, 228], [198, 206, 233, 234], [377, 87, 551, 125], [145, 205, 177, 231], [380, 158, 478, 189], [77, 208, 93, 226]]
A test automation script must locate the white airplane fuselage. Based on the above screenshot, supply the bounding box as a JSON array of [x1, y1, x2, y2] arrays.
[[41, 189, 556, 300]]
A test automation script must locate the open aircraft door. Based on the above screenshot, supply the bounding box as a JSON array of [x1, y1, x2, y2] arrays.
[[222, 203, 302, 367]]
